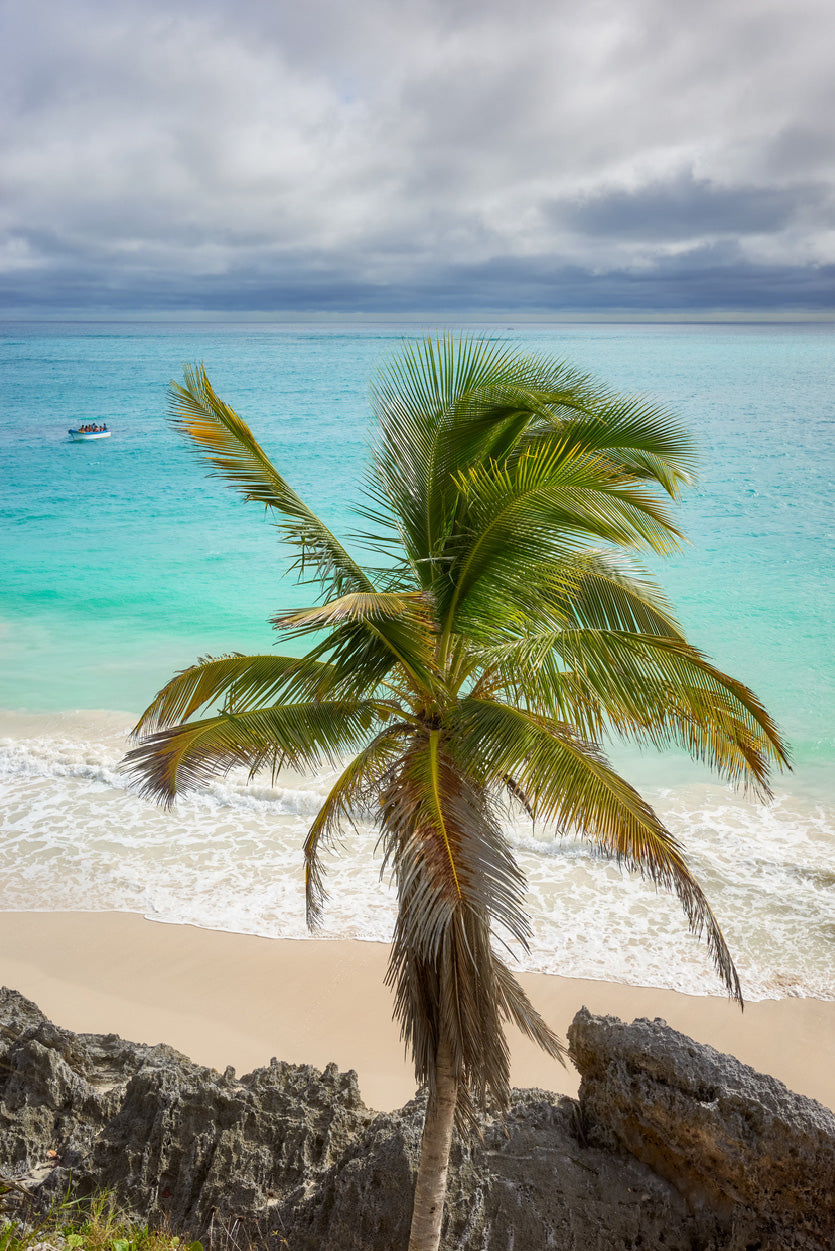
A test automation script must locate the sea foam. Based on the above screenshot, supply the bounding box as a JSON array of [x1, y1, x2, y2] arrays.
[[1, 710, 832, 1003]]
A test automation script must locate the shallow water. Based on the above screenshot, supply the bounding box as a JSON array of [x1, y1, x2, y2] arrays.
[[1, 320, 833, 1000]]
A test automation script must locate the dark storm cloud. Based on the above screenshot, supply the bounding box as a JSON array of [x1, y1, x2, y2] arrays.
[[554, 175, 810, 242], [1, 0, 834, 313]]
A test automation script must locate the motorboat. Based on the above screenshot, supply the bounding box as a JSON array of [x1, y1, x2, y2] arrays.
[[68, 426, 111, 441]]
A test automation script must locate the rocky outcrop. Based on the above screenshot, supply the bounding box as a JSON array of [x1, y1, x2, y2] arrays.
[[2, 986, 833, 1250], [569, 1007, 835, 1251]]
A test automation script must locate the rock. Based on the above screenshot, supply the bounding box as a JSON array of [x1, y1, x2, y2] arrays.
[[568, 1007, 835, 1251], [0, 988, 702, 1248], [2, 987, 832, 1250], [82, 1055, 374, 1236], [0, 987, 187, 1176]]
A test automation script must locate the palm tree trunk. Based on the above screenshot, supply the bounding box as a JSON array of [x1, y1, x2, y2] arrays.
[[407, 1036, 459, 1251]]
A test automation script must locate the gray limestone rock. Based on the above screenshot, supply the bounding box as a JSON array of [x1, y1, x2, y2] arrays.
[[0, 987, 186, 1175], [568, 1007, 835, 1251], [2, 987, 832, 1250]]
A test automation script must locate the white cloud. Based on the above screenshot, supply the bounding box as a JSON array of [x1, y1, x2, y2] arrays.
[[1, 0, 833, 308]]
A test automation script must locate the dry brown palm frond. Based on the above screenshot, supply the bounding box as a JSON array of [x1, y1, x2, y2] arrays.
[[377, 735, 550, 1126]]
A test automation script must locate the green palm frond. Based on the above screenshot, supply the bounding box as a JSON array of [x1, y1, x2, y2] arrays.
[[548, 629, 788, 794], [169, 365, 374, 599], [547, 551, 683, 636], [450, 697, 742, 1001], [131, 653, 341, 735], [438, 444, 684, 655], [471, 612, 788, 796], [454, 441, 683, 561], [369, 336, 591, 574], [123, 700, 381, 806], [520, 391, 698, 497], [368, 335, 696, 581], [447, 553, 681, 692]]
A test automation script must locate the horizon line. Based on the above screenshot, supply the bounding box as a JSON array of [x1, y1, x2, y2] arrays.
[[2, 308, 835, 325]]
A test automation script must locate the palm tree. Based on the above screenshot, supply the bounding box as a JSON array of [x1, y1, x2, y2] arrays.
[[125, 335, 788, 1251]]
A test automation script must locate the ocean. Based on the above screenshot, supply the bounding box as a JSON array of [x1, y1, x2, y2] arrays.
[[1, 320, 833, 1001]]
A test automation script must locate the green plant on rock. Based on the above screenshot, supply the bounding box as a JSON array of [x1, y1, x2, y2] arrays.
[[125, 335, 787, 1251], [0, 1187, 202, 1251]]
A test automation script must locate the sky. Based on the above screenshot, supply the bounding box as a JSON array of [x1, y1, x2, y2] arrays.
[[2, 0, 834, 315]]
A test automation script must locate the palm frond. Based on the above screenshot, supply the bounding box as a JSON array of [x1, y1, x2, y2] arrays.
[[547, 629, 788, 795], [304, 722, 413, 927], [469, 611, 788, 797], [379, 732, 542, 1123], [520, 391, 698, 498], [369, 338, 516, 579], [546, 551, 683, 636], [273, 590, 429, 631], [123, 700, 381, 806], [273, 589, 438, 688], [283, 617, 431, 706], [450, 698, 742, 1001], [493, 958, 568, 1062], [438, 442, 684, 655], [131, 653, 341, 735], [368, 334, 696, 592], [169, 365, 374, 599]]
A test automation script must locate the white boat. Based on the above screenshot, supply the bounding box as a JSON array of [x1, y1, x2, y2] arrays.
[[68, 427, 111, 441]]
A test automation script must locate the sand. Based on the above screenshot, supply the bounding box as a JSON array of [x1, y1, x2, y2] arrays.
[[1, 910, 833, 1112]]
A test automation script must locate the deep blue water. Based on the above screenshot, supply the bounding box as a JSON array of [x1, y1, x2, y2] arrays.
[[1, 320, 833, 791]]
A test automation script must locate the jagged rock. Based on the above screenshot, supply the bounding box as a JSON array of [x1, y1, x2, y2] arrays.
[[2, 987, 832, 1250], [84, 1056, 373, 1235], [569, 1007, 835, 1251], [0, 987, 186, 1175]]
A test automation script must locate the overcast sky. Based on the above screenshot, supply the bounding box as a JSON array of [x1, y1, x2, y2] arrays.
[[2, 0, 834, 313]]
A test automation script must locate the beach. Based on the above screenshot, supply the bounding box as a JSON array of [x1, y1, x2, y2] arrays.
[[2, 910, 833, 1113]]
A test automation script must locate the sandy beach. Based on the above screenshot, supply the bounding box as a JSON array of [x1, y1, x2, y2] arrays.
[[1, 910, 832, 1112]]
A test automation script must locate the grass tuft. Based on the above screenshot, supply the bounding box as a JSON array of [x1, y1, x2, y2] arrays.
[[0, 1187, 202, 1251]]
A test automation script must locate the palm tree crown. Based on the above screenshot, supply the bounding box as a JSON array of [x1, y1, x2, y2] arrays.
[[125, 336, 788, 1250]]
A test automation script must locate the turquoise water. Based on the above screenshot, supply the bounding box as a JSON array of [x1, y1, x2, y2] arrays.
[[2, 320, 832, 783], [1, 321, 833, 999]]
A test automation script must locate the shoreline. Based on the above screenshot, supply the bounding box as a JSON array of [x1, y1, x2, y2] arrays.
[[1, 911, 833, 1112], [2, 706, 834, 1004]]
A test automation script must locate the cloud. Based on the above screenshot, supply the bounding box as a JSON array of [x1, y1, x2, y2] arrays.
[[552, 174, 808, 242], [1, 0, 834, 312]]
